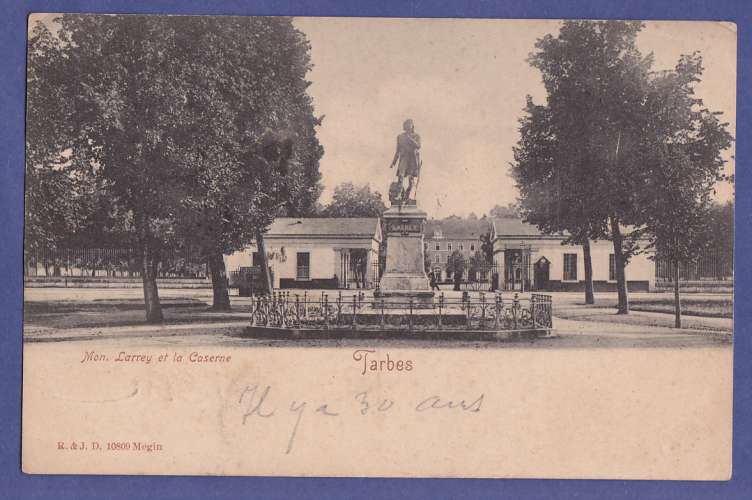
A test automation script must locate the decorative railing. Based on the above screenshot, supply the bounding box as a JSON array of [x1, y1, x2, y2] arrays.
[[250, 291, 553, 333]]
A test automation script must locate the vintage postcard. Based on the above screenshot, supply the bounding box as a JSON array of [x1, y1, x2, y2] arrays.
[[22, 15, 734, 478]]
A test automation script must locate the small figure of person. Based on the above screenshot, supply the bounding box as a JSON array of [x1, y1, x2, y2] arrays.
[[429, 269, 440, 291], [389, 118, 422, 202]]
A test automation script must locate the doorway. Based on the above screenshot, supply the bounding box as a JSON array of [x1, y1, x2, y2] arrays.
[[534, 256, 550, 291]]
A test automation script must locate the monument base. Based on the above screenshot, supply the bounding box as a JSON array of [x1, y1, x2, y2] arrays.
[[373, 288, 435, 309], [376, 202, 434, 308]]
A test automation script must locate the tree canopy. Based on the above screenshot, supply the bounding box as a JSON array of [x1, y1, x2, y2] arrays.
[[320, 182, 387, 217], [27, 15, 324, 320], [512, 20, 733, 313]]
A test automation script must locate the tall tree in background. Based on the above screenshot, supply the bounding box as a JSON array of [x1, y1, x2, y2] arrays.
[[446, 250, 467, 291], [641, 55, 733, 327], [488, 203, 519, 219], [320, 182, 387, 217], [31, 15, 323, 320], [479, 231, 494, 264]]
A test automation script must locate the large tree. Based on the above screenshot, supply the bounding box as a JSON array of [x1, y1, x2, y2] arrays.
[[320, 182, 387, 217], [640, 55, 733, 327], [516, 21, 732, 315], [32, 15, 323, 320], [160, 17, 323, 309], [517, 21, 661, 312], [511, 97, 606, 305], [25, 22, 91, 267]]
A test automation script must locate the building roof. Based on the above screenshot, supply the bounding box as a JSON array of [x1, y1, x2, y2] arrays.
[[266, 217, 381, 239], [425, 217, 491, 240], [491, 217, 551, 238]]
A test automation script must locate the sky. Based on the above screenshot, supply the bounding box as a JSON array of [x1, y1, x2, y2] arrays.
[[30, 15, 736, 219], [294, 18, 737, 218]]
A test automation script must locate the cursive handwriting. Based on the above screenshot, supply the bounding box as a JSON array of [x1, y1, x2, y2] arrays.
[[237, 384, 483, 454]]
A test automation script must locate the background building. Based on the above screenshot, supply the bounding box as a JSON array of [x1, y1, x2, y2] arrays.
[[424, 217, 492, 282], [490, 217, 655, 292], [224, 218, 382, 290]]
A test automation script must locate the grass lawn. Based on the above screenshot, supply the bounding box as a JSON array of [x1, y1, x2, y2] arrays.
[[23, 296, 251, 331], [596, 295, 732, 319]]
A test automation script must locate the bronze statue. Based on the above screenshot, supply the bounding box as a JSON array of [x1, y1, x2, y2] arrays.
[[389, 118, 422, 203]]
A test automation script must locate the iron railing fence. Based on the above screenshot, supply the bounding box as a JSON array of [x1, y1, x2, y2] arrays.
[[655, 249, 733, 282], [24, 247, 209, 279], [250, 290, 553, 332]]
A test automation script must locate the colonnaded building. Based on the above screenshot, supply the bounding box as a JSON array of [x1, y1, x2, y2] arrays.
[[224, 216, 655, 292]]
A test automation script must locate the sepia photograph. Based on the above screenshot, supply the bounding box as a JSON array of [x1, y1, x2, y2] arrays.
[[21, 14, 735, 478]]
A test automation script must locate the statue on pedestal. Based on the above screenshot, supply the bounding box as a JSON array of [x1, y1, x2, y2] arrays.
[[389, 118, 422, 204]]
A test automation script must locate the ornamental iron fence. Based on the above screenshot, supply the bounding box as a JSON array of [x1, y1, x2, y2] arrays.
[[249, 290, 553, 334], [655, 249, 733, 283]]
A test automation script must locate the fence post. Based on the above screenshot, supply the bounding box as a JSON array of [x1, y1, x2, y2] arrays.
[[337, 291, 342, 325], [465, 295, 471, 329], [409, 298, 414, 332], [295, 294, 300, 327], [513, 293, 519, 330], [480, 292, 486, 328], [380, 297, 385, 330], [494, 293, 501, 330], [264, 295, 270, 327], [438, 292, 444, 330], [352, 295, 357, 330], [531, 294, 537, 329], [324, 293, 329, 330]]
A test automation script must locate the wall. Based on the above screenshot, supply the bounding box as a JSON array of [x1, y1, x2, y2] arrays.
[[493, 238, 655, 291], [224, 236, 379, 289]]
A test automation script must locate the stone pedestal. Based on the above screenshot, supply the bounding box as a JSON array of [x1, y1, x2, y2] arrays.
[[374, 202, 434, 308]]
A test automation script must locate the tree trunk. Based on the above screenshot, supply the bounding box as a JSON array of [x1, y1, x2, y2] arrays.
[[141, 242, 163, 323], [674, 258, 681, 328], [208, 251, 231, 311], [255, 229, 273, 295], [610, 216, 629, 314], [583, 238, 595, 305]]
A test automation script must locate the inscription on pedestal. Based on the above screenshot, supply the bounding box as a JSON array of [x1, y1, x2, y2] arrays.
[[378, 204, 433, 296], [386, 219, 423, 235]]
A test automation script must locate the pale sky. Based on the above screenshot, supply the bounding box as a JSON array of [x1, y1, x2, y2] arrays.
[[294, 18, 737, 218], [31, 15, 736, 218]]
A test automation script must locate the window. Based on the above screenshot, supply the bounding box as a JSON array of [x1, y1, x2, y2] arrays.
[[563, 253, 578, 281], [609, 254, 616, 281], [459, 244, 464, 251], [435, 254, 441, 263], [470, 244, 475, 251], [296, 252, 310, 280], [435, 244, 440, 251], [252, 252, 261, 267], [448, 243, 453, 251]]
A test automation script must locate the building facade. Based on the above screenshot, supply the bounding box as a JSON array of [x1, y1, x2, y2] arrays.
[[424, 218, 491, 281], [224, 215, 656, 293], [224, 218, 382, 289], [490, 218, 655, 292]]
